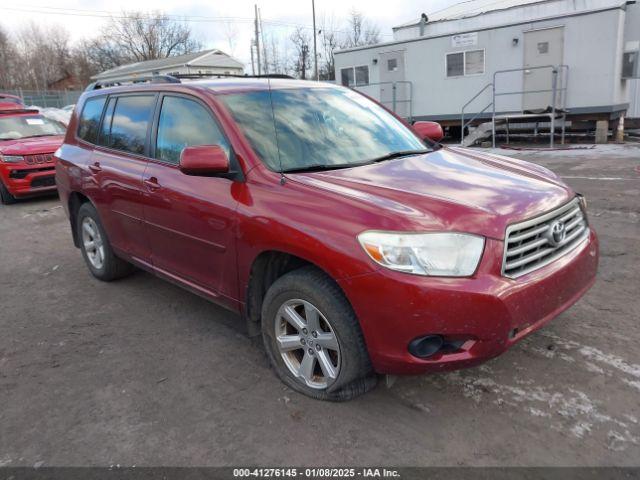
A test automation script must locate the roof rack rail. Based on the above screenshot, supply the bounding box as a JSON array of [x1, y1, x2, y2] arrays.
[[168, 72, 294, 80], [87, 72, 295, 90], [87, 75, 181, 91]]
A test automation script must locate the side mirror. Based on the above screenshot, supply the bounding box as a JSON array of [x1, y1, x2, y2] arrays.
[[179, 145, 230, 176], [412, 121, 444, 142]]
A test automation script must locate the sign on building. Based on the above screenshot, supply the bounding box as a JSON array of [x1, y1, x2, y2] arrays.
[[451, 32, 478, 48]]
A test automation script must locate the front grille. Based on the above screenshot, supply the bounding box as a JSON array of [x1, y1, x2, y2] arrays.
[[502, 198, 589, 278], [30, 176, 56, 188], [24, 153, 54, 165]]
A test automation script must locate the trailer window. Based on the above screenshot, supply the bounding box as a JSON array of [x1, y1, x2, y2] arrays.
[[341, 68, 355, 87], [355, 66, 369, 86], [465, 50, 485, 75], [446, 53, 464, 77], [341, 66, 369, 87], [446, 49, 484, 77]]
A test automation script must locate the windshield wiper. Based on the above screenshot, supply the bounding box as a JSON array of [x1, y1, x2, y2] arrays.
[[281, 149, 431, 174], [27, 134, 59, 138], [282, 163, 361, 173], [364, 149, 431, 164]]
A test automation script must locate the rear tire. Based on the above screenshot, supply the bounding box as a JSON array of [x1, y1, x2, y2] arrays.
[[76, 202, 134, 281], [0, 182, 17, 205], [261, 266, 376, 401]]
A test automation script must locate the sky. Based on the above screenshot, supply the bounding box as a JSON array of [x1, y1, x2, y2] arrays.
[[0, 0, 459, 66]]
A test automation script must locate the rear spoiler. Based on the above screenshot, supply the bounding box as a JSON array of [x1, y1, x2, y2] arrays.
[[0, 108, 40, 115]]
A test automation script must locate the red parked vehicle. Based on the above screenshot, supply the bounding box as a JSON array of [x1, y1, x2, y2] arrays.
[[55, 76, 598, 400], [0, 93, 25, 110], [0, 105, 66, 204]]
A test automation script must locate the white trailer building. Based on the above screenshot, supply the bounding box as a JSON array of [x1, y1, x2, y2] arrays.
[[334, 0, 640, 144]]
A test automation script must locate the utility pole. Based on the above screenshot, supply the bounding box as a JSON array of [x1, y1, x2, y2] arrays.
[[301, 45, 309, 80], [312, 0, 318, 80], [250, 41, 256, 75], [259, 7, 268, 74], [254, 4, 261, 75]]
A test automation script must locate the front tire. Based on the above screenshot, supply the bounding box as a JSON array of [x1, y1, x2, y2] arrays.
[[76, 202, 134, 281], [0, 181, 17, 205], [261, 266, 376, 401]]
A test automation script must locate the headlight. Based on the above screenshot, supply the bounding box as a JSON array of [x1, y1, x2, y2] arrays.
[[358, 231, 485, 277], [0, 155, 24, 163], [577, 193, 588, 211]]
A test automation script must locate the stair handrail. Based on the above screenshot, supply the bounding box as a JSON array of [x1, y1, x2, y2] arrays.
[[460, 82, 493, 144], [491, 64, 570, 147]]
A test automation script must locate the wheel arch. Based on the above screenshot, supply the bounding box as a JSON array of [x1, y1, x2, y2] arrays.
[[244, 249, 348, 336], [68, 191, 93, 248]]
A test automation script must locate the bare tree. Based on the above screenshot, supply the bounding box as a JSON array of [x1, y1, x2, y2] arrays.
[[13, 23, 73, 90], [343, 10, 380, 48], [0, 25, 18, 89], [290, 27, 311, 79], [223, 21, 239, 57], [317, 15, 340, 81], [97, 10, 202, 63]]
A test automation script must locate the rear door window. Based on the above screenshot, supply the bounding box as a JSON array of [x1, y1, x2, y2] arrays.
[[155, 96, 230, 165], [78, 96, 107, 144], [102, 95, 156, 155]]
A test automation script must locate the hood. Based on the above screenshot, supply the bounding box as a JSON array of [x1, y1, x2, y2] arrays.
[[0, 135, 64, 156], [287, 146, 573, 240]]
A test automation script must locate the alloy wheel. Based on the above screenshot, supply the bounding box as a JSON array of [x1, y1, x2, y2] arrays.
[[81, 217, 105, 270], [275, 299, 341, 389]]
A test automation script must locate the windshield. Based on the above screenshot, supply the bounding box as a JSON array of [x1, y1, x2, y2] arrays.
[[219, 86, 427, 172], [0, 114, 66, 140]]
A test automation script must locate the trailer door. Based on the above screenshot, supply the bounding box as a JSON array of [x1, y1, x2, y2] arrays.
[[379, 51, 408, 117], [523, 27, 564, 111]]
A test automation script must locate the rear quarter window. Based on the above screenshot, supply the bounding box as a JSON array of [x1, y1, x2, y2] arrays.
[[78, 96, 107, 144]]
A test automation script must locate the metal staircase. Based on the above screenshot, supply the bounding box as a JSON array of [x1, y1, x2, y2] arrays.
[[460, 65, 569, 148]]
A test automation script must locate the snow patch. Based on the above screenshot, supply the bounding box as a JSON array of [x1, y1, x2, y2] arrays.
[[26, 105, 71, 126], [621, 378, 640, 392], [435, 373, 637, 445], [480, 143, 640, 160]]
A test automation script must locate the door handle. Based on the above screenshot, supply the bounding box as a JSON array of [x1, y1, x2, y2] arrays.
[[143, 177, 161, 191], [88, 162, 102, 173]]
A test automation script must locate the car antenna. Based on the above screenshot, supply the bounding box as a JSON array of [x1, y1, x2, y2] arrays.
[[265, 77, 286, 185]]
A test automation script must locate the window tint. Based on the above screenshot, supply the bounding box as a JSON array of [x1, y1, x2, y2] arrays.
[[105, 95, 155, 155], [78, 96, 106, 144], [155, 96, 230, 165]]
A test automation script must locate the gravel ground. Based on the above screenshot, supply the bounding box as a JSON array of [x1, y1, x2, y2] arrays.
[[0, 144, 638, 467]]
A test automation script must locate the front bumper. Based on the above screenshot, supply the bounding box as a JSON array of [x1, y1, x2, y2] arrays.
[[338, 230, 599, 375], [0, 163, 57, 197]]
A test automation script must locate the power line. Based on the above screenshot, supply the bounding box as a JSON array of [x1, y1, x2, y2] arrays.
[[0, 5, 394, 37]]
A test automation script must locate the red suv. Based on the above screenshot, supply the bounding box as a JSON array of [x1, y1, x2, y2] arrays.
[[55, 77, 598, 400], [0, 105, 66, 204]]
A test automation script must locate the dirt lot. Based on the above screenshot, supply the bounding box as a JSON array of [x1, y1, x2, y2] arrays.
[[1, 145, 639, 467]]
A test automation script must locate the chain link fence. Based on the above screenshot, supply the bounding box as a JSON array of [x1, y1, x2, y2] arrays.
[[3, 89, 83, 108]]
